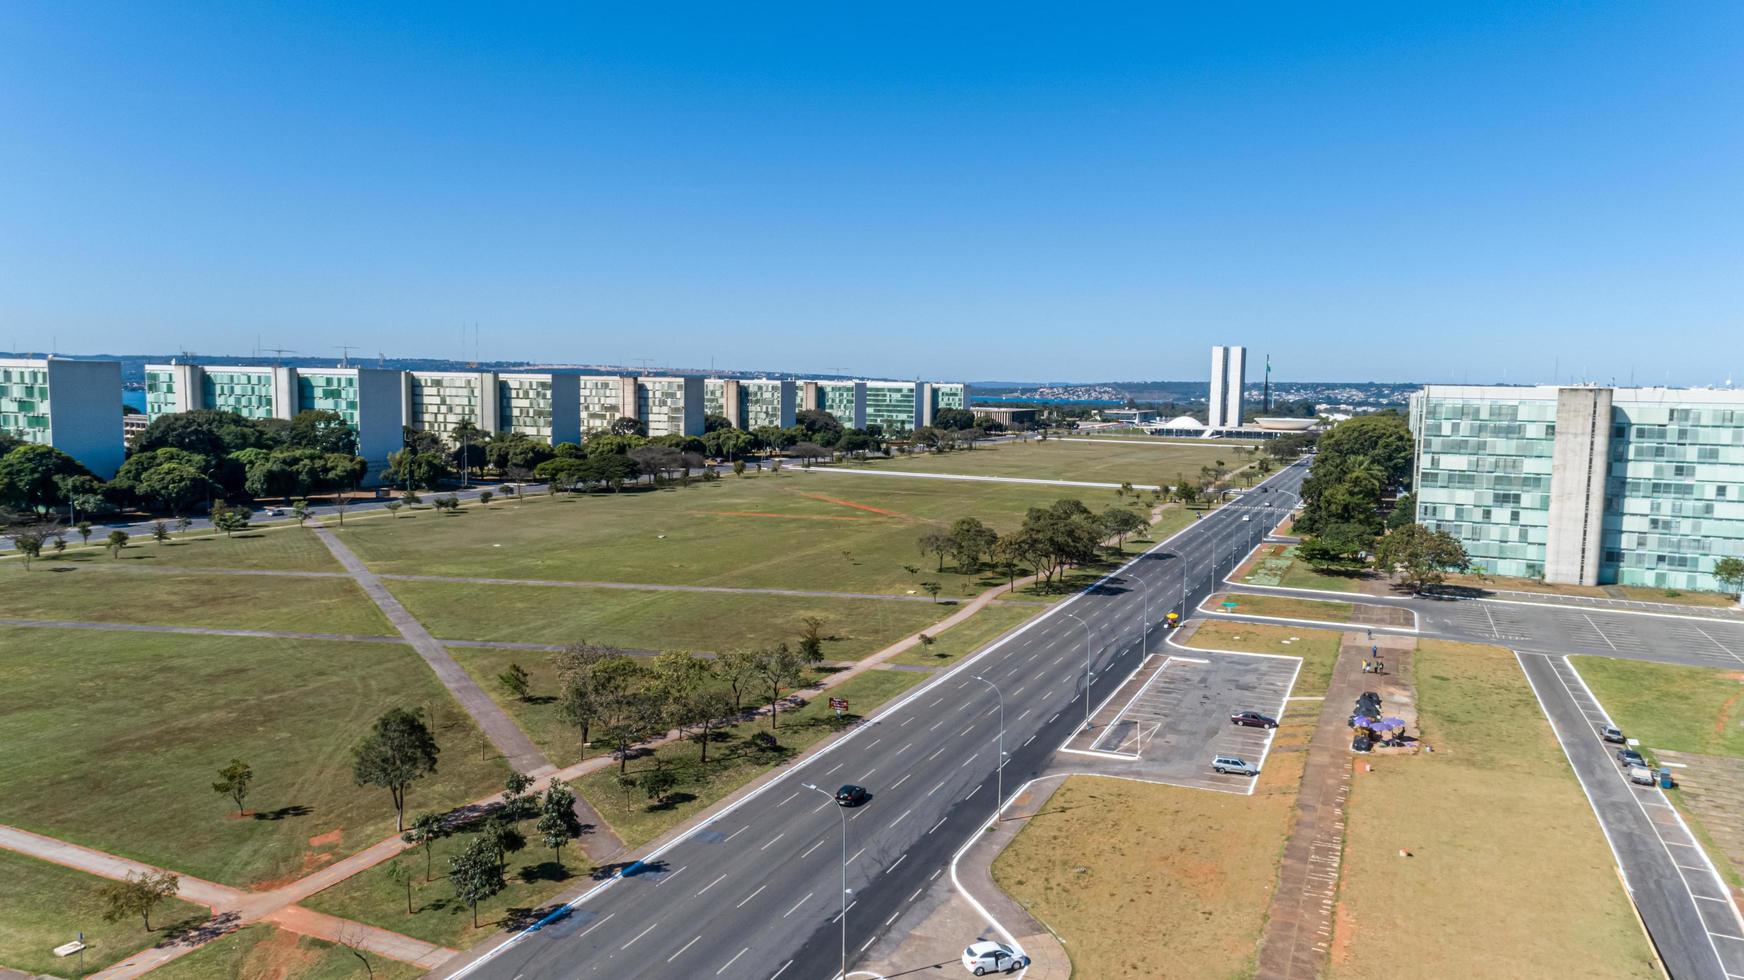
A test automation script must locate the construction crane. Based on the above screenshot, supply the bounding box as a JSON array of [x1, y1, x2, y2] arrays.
[[334, 345, 357, 367], [260, 347, 297, 366]]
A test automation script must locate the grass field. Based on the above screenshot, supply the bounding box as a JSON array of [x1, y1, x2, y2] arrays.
[[0, 564, 391, 635], [1203, 592, 1357, 624], [148, 924, 419, 980], [0, 628, 507, 887], [993, 705, 1313, 977], [850, 439, 1259, 486], [1574, 657, 1744, 758], [390, 580, 953, 659], [1328, 641, 1657, 979], [0, 849, 210, 977], [332, 466, 1163, 598], [888, 603, 1043, 667], [574, 668, 926, 848], [13, 525, 345, 572], [1240, 544, 1372, 594], [1184, 620, 1344, 695]]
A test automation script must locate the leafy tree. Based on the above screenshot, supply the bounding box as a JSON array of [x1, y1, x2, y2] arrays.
[[501, 771, 537, 821], [12, 525, 53, 568], [640, 766, 680, 805], [137, 463, 214, 515], [385, 859, 415, 915], [212, 758, 253, 815], [1097, 508, 1148, 549], [795, 408, 844, 441], [933, 407, 976, 431], [789, 441, 829, 466], [106, 529, 129, 557], [497, 662, 531, 701], [135, 409, 270, 461], [754, 644, 807, 730], [797, 616, 827, 663], [733, 459, 747, 477], [402, 811, 449, 881], [554, 643, 636, 756], [283, 409, 359, 456], [479, 815, 526, 875], [609, 416, 647, 437], [152, 519, 171, 545], [716, 649, 760, 715], [75, 520, 92, 546], [1296, 521, 1375, 570], [949, 517, 998, 571], [175, 515, 193, 534], [537, 779, 583, 865], [1713, 557, 1744, 598], [600, 688, 664, 775], [650, 651, 712, 743], [917, 529, 953, 572], [990, 535, 1031, 591], [100, 870, 180, 931], [353, 707, 441, 831], [1386, 492, 1417, 530], [449, 836, 505, 928], [56, 473, 108, 521], [209, 501, 252, 538], [291, 498, 314, 525], [0, 444, 93, 509], [385, 449, 450, 490], [1373, 522, 1470, 593], [703, 427, 755, 461], [680, 687, 735, 763], [477, 489, 494, 507], [920, 580, 942, 603], [384, 500, 402, 519], [484, 432, 556, 472]]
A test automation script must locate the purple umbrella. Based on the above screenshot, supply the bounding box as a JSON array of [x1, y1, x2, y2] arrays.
[[1374, 718, 1405, 731]]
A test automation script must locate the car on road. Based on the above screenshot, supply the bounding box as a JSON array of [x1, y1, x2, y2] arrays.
[[1241, 515, 1251, 521], [1212, 755, 1260, 776], [1601, 725, 1625, 743], [1230, 711, 1279, 729], [962, 941, 1026, 975], [835, 784, 869, 806], [1616, 748, 1646, 769], [1627, 765, 1657, 786]]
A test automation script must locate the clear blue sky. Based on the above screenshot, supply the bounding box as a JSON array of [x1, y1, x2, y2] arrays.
[[2, 3, 1739, 384]]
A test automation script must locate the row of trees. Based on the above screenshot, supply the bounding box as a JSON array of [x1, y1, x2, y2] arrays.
[[915, 499, 1152, 589]]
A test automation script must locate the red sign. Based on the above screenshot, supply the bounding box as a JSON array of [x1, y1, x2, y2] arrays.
[[829, 698, 849, 711]]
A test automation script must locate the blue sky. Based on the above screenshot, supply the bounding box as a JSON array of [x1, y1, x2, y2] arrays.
[[1, 3, 1739, 384]]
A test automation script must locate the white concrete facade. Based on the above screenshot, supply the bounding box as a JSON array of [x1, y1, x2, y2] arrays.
[[1209, 345, 1247, 429], [0, 357, 124, 478]]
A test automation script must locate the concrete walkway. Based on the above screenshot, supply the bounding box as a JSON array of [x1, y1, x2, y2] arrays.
[[795, 467, 1162, 492], [0, 617, 406, 644], [310, 525, 554, 776]]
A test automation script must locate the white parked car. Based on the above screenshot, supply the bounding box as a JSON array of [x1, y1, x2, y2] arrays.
[[962, 940, 1026, 975], [1627, 765, 1656, 786], [1213, 755, 1260, 776]]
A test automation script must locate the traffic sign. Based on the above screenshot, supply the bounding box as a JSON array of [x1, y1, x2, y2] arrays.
[[829, 697, 849, 712], [1221, 601, 1238, 610]]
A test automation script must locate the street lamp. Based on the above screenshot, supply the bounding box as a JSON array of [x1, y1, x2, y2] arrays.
[[972, 676, 1006, 816], [1063, 611, 1094, 730], [802, 783, 849, 979]]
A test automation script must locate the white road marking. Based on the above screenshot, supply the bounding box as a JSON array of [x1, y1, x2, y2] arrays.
[[927, 780, 946, 796], [930, 696, 945, 707], [621, 921, 659, 950], [776, 791, 799, 806], [958, 724, 975, 737], [848, 847, 866, 865], [575, 912, 615, 940], [666, 935, 701, 963], [928, 746, 948, 761], [891, 807, 913, 828], [960, 751, 980, 768], [1023, 734, 1037, 747], [929, 817, 948, 834], [896, 741, 912, 754], [892, 773, 912, 790], [929, 720, 946, 731], [908, 887, 924, 902], [760, 832, 784, 851], [653, 865, 686, 887], [696, 873, 728, 896], [723, 826, 748, 843], [800, 839, 826, 860], [966, 785, 981, 800], [862, 767, 878, 780], [868, 738, 882, 748], [736, 883, 767, 908], [901, 716, 915, 726], [824, 762, 844, 776], [831, 900, 858, 923], [771, 960, 794, 980], [716, 948, 749, 976], [888, 852, 908, 873]]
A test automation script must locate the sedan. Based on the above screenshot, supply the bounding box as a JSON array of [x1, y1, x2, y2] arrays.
[[962, 941, 1026, 976], [1601, 726, 1626, 743], [1616, 748, 1646, 769], [835, 784, 869, 807], [1230, 711, 1279, 729]]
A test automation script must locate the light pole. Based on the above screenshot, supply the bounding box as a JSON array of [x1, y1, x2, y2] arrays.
[[1064, 611, 1094, 729], [973, 675, 1006, 816], [802, 783, 848, 979], [1134, 570, 1157, 656]]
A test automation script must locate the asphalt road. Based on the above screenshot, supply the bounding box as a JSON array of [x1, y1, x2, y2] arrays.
[[440, 462, 1309, 980]]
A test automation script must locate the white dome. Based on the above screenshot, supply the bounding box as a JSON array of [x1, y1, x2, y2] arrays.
[[1164, 415, 1204, 428]]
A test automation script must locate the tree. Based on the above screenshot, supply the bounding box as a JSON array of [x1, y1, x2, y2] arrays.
[[284, 409, 359, 455], [497, 662, 531, 701], [732, 459, 747, 477], [152, 520, 171, 545], [75, 520, 92, 546], [754, 644, 807, 730], [789, 441, 829, 466], [106, 529, 129, 557], [212, 758, 253, 816], [450, 421, 485, 488], [599, 688, 664, 775], [291, 498, 314, 526], [136, 463, 214, 516], [10, 526, 47, 569], [555, 643, 636, 757], [640, 766, 680, 805], [353, 708, 441, 831], [948, 517, 998, 572], [478, 490, 494, 508], [385, 449, 449, 490], [1373, 522, 1470, 593], [795, 408, 844, 442], [917, 529, 953, 572], [933, 407, 976, 431], [402, 811, 449, 881], [537, 779, 583, 866], [1098, 508, 1148, 549], [501, 771, 537, 820], [100, 870, 180, 931], [56, 472, 108, 522], [1297, 522, 1375, 571], [385, 859, 416, 915], [479, 816, 527, 876], [716, 649, 760, 715], [1713, 557, 1744, 599], [175, 514, 193, 534], [384, 501, 403, 519], [609, 416, 647, 437], [920, 580, 942, 603], [0, 444, 93, 509], [1386, 492, 1417, 530], [680, 687, 735, 764], [449, 836, 505, 928], [210, 501, 252, 538], [797, 616, 827, 663], [990, 534, 1031, 591]]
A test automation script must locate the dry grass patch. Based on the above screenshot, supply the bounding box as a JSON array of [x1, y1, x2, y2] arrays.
[[1183, 620, 1344, 696], [1203, 592, 1356, 624], [1327, 641, 1658, 980]]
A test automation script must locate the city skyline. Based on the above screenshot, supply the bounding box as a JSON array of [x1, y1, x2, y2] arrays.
[[3, 4, 1740, 384]]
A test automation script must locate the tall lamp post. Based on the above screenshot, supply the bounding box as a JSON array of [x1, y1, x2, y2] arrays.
[[1064, 611, 1094, 730], [802, 783, 848, 979], [973, 676, 1006, 816]]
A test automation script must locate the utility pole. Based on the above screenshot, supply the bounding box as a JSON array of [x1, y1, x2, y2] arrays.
[[1064, 611, 1094, 730], [973, 676, 1006, 817], [803, 784, 849, 979]]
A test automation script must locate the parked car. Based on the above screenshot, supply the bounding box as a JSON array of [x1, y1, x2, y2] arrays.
[[962, 941, 1026, 975], [1230, 711, 1279, 729], [1601, 726, 1626, 743], [835, 784, 869, 807], [1616, 748, 1646, 769], [1213, 755, 1260, 776], [1627, 765, 1657, 786]]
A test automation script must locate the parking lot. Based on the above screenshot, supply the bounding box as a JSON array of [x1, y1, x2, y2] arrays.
[[1062, 650, 1300, 793], [1422, 601, 1744, 673]]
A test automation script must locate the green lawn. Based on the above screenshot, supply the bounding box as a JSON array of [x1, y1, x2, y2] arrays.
[[20, 525, 346, 573], [1203, 592, 1357, 624], [849, 439, 1258, 486], [450, 647, 587, 767], [0, 849, 210, 977], [147, 924, 420, 980], [575, 668, 926, 848], [1183, 620, 1343, 695], [888, 603, 1043, 667], [332, 472, 1149, 599], [391, 580, 953, 659], [1574, 657, 1744, 758], [0, 628, 508, 887], [1328, 642, 1657, 979], [1241, 544, 1373, 594], [300, 808, 584, 950], [0, 564, 392, 635]]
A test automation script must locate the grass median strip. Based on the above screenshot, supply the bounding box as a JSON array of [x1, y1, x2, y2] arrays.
[[147, 922, 420, 980], [0, 848, 211, 977], [888, 603, 1043, 668], [1327, 641, 1658, 979], [1203, 591, 1357, 624], [1183, 620, 1344, 696]]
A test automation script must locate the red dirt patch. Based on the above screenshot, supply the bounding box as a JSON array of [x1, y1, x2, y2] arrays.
[[1330, 900, 1356, 965], [249, 850, 336, 891], [798, 492, 908, 518], [239, 925, 319, 980], [1717, 688, 1743, 738], [306, 828, 343, 848], [705, 511, 876, 522]]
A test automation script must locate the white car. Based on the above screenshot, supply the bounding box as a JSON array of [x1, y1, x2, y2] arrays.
[[1241, 515, 1251, 522], [1627, 765, 1656, 786], [962, 940, 1026, 975]]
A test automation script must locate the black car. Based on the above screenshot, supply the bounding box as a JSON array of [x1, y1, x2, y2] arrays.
[[1230, 711, 1279, 729], [835, 784, 869, 806]]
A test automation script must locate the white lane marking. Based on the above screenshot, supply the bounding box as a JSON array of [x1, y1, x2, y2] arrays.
[[896, 741, 912, 754], [724, 826, 748, 843], [824, 762, 844, 776], [908, 887, 924, 902], [575, 912, 615, 940], [1017, 708, 1032, 720], [886, 910, 901, 926], [862, 768, 878, 781], [929, 720, 946, 732], [696, 873, 728, 896], [928, 746, 948, 761], [653, 865, 687, 887], [1581, 613, 1619, 652], [930, 696, 945, 707], [927, 780, 946, 796], [901, 716, 915, 726], [621, 921, 659, 950], [848, 846, 866, 865], [1012, 685, 1026, 696], [776, 791, 798, 806], [888, 852, 908, 873], [783, 891, 814, 918], [929, 817, 948, 834], [958, 724, 975, 737], [716, 948, 749, 976], [736, 883, 768, 908], [892, 773, 912, 790], [813, 798, 834, 813], [666, 935, 701, 963], [831, 900, 859, 923], [861, 935, 878, 952], [868, 737, 882, 748], [891, 807, 914, 828], [771, 960, 794, 980], [966, 785, 981, 800], [960, 751, 980, 768], [1023, 734, 1037, 747], [760, 832, 785, 851], [800, 838, 826, 859]]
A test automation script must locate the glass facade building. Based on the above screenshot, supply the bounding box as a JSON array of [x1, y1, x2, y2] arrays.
[[0, 357, 124, 478], [864, 382, 921, 433], [1413, 385, 1744, 592]]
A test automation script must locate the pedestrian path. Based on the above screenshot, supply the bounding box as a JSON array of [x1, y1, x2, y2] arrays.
[[794, 467, 1161, 491]]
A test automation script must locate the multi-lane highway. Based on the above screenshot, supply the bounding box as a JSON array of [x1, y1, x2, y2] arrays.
[[442, 460, 1310, 980]]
